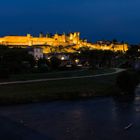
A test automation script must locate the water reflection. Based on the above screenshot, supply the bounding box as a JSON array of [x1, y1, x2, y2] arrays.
[[0, 90, 140, 140], [134, 87, 140, 113], [112, 93, 135, 130], [113, 93, 135, 104]]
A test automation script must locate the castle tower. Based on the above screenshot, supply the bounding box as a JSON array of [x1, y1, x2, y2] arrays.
[[39, 32, 44, 38], [27, 34, 33, 46], [27, 34, 31, 38], [62, 32, 66, 42], [73, 32, 80, 44], [54, 33, 59, 40]]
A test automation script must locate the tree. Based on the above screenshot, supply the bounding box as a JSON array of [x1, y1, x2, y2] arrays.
[[37, 58, 50, 72], [116, 71, 139, 94], [2, 48, 35, 74], [50, 56, 61, 70]]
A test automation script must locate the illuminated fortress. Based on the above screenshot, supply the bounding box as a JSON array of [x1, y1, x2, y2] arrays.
[[0, 32, 128, 53]]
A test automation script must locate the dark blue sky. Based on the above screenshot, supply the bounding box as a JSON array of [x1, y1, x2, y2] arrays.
[[0, 0, 140, 43]]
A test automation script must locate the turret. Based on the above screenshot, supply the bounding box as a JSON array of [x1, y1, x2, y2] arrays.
[[27, 34, 31, 38], [39, 32, 44, 38]]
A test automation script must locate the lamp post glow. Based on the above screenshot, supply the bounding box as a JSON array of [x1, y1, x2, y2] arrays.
[[61, 56, 65, 60]]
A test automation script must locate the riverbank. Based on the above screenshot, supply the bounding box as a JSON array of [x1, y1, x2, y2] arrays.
[[0, 68, 123, 105], [0, 93, 139, 140]]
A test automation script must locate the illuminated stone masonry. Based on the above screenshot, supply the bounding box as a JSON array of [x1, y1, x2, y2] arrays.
[[0, 32, 128, 53]]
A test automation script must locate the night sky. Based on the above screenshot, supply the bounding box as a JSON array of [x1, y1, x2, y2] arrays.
[[0, 0, 140, 43]]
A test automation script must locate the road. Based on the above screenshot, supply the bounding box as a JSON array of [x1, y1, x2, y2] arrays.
[[0, 68, 125, 85]]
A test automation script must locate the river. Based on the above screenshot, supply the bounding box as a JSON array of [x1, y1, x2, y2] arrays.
[[0, 89, 140, 140]]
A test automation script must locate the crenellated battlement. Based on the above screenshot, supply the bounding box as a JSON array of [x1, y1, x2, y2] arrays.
[[0, 32, 128, 53]]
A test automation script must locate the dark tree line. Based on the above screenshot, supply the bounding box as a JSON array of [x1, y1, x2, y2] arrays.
[[0, 46, 35, 78], [79, 49, 115, 68]]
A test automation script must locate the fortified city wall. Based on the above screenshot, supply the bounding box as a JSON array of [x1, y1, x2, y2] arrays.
[[0, 32, 128, 53]]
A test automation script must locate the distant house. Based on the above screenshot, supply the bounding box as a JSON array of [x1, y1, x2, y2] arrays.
[[28, 47, 44, 60]]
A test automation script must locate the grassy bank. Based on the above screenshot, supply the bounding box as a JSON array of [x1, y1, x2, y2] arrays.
[[1, 68, 115, 82], [0, 69, 121, 105]]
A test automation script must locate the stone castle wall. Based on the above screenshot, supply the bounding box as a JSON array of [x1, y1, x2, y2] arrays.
[[0, 32, 128, 53]]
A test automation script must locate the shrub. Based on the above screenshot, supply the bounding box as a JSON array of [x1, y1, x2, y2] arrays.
[[116, 70, 139, 93], [0, 66, 10, 79], [50, 56, 61, 70]]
